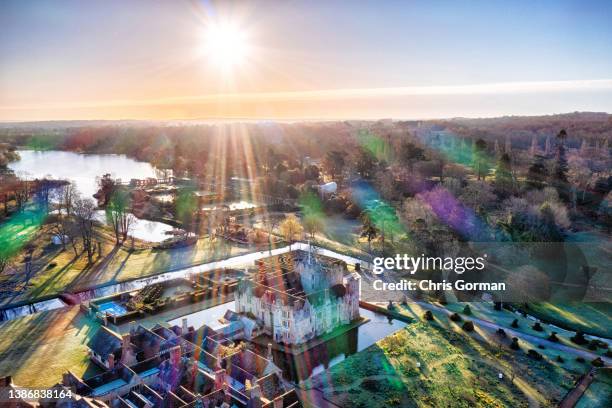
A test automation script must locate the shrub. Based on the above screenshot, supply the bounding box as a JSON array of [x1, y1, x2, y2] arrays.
[[538, 344, 546, 350], [556, 355, 564, 363], [532, 322, 544, 332], [576, 357, 585, 363], [511, 319, 519, 328], [462, 321, 475, 332], [571, 331, 588, 345], [605, 350, 612, 358], [494, 302, 502, 311], [510, 337, 520, 350], [592, 357, 604, 367], [424, 310, 434, 321], [588, 340, 598, 351], [450, 312, 462, 322], [548, 332, 559, 342], [527, 349, 543, 360], [463, 305, 472, 315], [497, 328, 506, 337], [361, 378, 381, 392]]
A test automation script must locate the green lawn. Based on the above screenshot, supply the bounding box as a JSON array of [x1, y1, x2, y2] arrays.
[[575, 369, 612, 408], [444, 302, 610, 356], [523, 302, 612, 339], [321, 301, 592, 407], [308, 319, 535, 408], [0, 306, 101, 387]]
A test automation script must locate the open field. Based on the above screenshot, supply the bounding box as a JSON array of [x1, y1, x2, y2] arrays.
[[309, 301, 599, 407], [523, 302, 612, 339], [0, 306, 101, 387], [309, 320, 532, 407], [444, 302, 611, 355]]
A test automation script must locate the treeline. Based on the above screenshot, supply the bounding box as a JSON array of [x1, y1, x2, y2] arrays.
[[434, 112, 612, 150]]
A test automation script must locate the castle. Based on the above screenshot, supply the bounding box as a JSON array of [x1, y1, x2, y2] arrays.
[[235, 250, 361, 345]]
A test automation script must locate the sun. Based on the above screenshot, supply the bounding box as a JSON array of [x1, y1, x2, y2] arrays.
[[202, 22, 250, 71]]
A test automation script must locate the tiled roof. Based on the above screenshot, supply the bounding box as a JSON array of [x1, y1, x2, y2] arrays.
[[87, 327, 123, 360]]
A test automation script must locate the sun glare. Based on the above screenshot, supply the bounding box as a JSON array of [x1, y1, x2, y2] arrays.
[[203, 22, 250, 71]]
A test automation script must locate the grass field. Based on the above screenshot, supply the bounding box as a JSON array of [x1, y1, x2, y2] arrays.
[[309, 319, 532, 407], [0, 306, 101, 387], [523, 302, 612, 339], [575, 369, 612, 408], [308, 301, 596, 407], [444, 302, 610, 355]]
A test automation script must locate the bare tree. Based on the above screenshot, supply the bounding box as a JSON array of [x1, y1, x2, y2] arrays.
[[106, 189, 134, 245], [54, 182, 78, 216], [74, 197, 97, 264], [35, 177, 54, 214]]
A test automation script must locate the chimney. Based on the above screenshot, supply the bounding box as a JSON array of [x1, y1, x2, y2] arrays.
[[214, 369, 225, 389], [61, 372, 72, 387], [273, 396, 284, 408], [107, 353, 115, 369], [121, 333, 131, 352], [249, 384, 263, 408], [182, 318, 188, 334], [222, 382, 232, 404]]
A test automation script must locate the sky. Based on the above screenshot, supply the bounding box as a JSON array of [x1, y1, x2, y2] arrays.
[[1, 0, 612, 121]]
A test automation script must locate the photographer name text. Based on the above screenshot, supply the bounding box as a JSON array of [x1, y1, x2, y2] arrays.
[[373, 279, 506, 291]]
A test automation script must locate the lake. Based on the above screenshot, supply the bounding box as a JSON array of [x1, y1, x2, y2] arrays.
[[8, 150, 174, 242]]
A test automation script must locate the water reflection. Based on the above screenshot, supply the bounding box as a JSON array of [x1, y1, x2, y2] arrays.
[[169, 302, 407, 383], [9, 150, 159, 199]]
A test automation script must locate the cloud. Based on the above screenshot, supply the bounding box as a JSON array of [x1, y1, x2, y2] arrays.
[[2, 79, 612, 111]]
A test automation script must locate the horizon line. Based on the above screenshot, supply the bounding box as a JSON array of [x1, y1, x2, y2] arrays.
[[1, 110, 610, 126], [2, 79, 612, 114]]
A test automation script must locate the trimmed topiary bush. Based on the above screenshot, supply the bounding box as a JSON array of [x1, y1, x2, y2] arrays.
[[462, 321, 475, 332], [532, 322, 543, 332], [510, 337, 520, 350], [576, 357, 585, 363], [450, 312, 462, 322], [527, 349, 543, 360], [548, 332, 559, 342], [605, 350, 612, 358], [494, 301, 502, 311], [571, 331, 588, 345], [511, 319, 519, 328], [588, 340, 598, 351], [556, 355, 564, 363], [424, 310, 434, 321], [592, 357, 604, 367], [497, 328, 506, 337], [463, 305, 472, 315]]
